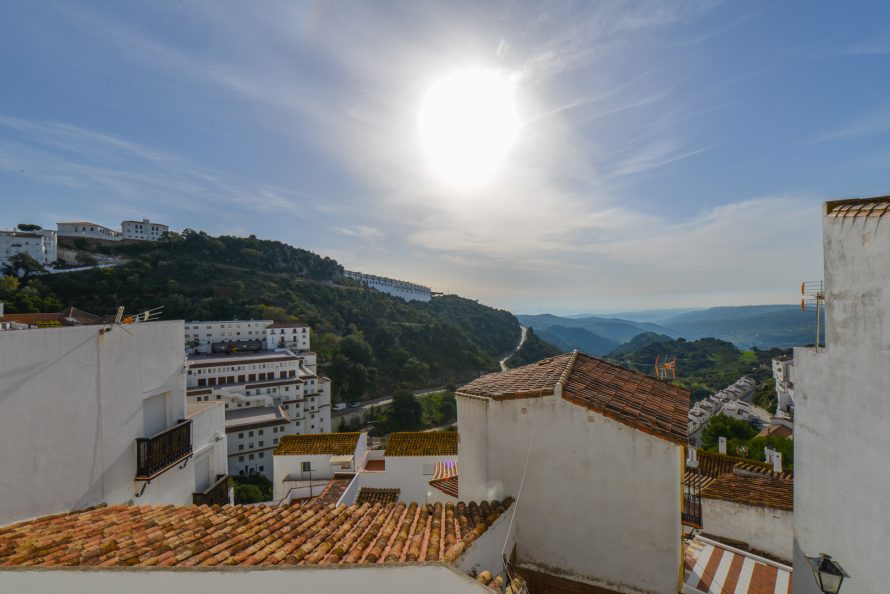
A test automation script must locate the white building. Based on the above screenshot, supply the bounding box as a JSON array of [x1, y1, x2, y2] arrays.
[[272, 432, 368, 501], [0, 228, 57, 268], [186, 348, 331, 481], [457, 351, 689, 594], [0, 320, 229, 525], [336, 431, 460, 506], [121, 218, 170, 241], [688, 375, 761, 446], [57, 221, 121, 241], [185, 319, 311, 354], [772, 356, 795, 418], [792, 197, 890, 594], [700, 472, 794, 561], [343, 270, 432, 302]]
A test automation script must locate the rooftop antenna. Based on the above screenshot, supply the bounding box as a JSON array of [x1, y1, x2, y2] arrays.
[[801, 281, 824, 351], [121, 306, 164, 324], [654, 354, 677, 380]]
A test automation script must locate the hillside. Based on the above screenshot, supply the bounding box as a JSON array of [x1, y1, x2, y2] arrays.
[[605, 334, 789, 409], [505, 327, 562, 368], [0, 230, 520, 402]]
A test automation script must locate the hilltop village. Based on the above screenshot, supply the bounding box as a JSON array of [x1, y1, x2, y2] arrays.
[[0, 196, 887, 594]]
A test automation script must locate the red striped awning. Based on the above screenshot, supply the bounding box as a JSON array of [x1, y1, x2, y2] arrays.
[[683, 537, 791, 594]]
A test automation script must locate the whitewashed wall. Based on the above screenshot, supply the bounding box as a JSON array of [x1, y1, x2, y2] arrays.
[[0, 565, 492, 594], [273, 454, 338, 500], [457, 392, 683, 594], [792, 210, 890, 594], [702, 499, 793, 561], [0, 321, 204, 524], [187, 402, 228, 493]]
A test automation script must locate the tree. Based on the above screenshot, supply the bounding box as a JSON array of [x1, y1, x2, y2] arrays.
[[2, 253, 46, 279], [75, 251, 98, 266], [701, 414, 758, 451], [390, 389, 422, 430], [17, 223, 42, 231]]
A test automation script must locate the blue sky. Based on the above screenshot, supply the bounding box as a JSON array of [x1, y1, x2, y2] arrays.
[[2, 1, 889, 314]]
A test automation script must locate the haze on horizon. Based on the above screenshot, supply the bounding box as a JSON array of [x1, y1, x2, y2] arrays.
[[2, 1, 889, 314]]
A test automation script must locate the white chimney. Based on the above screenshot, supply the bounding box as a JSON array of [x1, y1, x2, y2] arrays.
[[718, 436, 727, 455], [686, 447, 698, 467], [772, 451, 783, 473], [0, 301, 4, 318]]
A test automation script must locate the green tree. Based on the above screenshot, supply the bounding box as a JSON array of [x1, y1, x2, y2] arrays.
[[701, 414, 758, 451], [75, 251, 98, 266], [2, 253, 46, 279], [233, 483, 264, 504], [390, 389, 422, 429], [16, 223, 42, 231]]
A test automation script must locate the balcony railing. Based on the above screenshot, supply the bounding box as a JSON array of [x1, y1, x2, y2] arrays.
[[135, 419, 193, 480], [193, 474, 231, 506], [682, 490, 703, 529]]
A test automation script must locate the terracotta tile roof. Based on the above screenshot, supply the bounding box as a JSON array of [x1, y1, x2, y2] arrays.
[[694, 450, 792, 481], [458, 352, 690, 445], [356, 488, 400, 506], [826, 196, 890, 218], [385, 432, 458, 457], [684, 536, 791, 594], [274, 432, 361, 456], [476, 570, 505, 591], [756, 424, 793, 439], [0, 498, 513, 567], [313, 478, 353, 506], [429, 461, 459, 498], [684, 470, 716, 491], [458, 353, 575, 399], [702, 473, 793, 511]]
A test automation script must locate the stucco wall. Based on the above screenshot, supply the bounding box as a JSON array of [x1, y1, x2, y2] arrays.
[[792, 212, 890, 594], [0, 321, 202, 525], [702, 499, 792, 561], [0, 565, 491, 594], [273, 454, 339, 500], [339, 454, 458, 504], [457, 392, 682, 594]]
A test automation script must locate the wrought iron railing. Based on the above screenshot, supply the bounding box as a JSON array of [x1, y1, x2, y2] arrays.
[[135, 419, 192, 480], [193, 474, 230, 506], [682, 489, 703, 528]]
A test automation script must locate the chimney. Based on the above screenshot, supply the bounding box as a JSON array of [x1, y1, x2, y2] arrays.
[[686, 447, 698, 467], [772, 451, 783, 473], [0, 301, 4, 318], [718, 436, 727, 455]]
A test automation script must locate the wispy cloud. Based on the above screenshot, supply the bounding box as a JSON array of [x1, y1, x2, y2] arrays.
[[335, 225, 385, 240]]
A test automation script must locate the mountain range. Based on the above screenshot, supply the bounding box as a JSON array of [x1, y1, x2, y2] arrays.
[[518, 304, 821, 353]]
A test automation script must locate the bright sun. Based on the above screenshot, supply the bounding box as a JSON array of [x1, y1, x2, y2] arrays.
[[419, 68, 520, 188]]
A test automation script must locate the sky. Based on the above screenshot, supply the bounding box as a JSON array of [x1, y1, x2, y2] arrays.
[[2, 1, 889, 315]]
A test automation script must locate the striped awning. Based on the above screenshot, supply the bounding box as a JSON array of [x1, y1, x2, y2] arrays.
[[683, 537, 791, 594], [429, 461, 459, 498]]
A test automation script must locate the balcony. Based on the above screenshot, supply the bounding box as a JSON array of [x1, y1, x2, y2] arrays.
[[135, 419, 193, 480], [682, 488, 703, 529], [193, 474, 231, 506]]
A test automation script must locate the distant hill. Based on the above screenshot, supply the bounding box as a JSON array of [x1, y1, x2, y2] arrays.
[[516, 313, 675, 345], [571, 308, 702, 323], [656, 305, 822, 349], [0, 230, 521, 402], [530, 324, 620, 356]]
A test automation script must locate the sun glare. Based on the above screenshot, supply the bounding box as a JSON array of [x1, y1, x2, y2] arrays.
[[419, 68, 520, 188]]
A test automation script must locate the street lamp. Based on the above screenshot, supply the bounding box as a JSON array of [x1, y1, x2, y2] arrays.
[[806, 553, 849, 594]]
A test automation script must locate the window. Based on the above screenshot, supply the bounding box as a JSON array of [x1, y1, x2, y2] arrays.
[[259, 452, 264, 458], [248, 431, 253, 437], [274, 438, 279, 444], [259, 441, 264, 447], [302, 461, 311, 472], [259, 466, 264, 472], [238, 445, 244, 451], [259, 429, 264, 436], [238, 432, 244, 439], [249, 454, 254, 460], [239, 456, 244, 462]]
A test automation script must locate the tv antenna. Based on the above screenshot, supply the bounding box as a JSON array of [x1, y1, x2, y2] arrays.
[[654, 354, 677, 380], [120, 306, 164, 324], [801, 281, 824, 351]]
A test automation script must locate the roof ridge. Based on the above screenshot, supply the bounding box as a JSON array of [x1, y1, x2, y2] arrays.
[[556, 350, 579, 393]]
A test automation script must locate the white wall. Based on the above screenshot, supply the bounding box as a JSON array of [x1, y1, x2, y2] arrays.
[[187, 402, 228, 493], [457, 503, 516, 578], [792, 209, 890, 594], [0, 321, 206, 524], [274, 450, 357, 501], [344, 455, 457, 504], [458, 392, 682, 594], [702, 499, 792, 561], [0, 565, 492, 594]]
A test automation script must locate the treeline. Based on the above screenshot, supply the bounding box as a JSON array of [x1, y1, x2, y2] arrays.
[[1, 230, 520, 402]]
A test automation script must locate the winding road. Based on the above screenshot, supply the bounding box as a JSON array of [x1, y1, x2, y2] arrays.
[[500, 325, 528, 371]]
